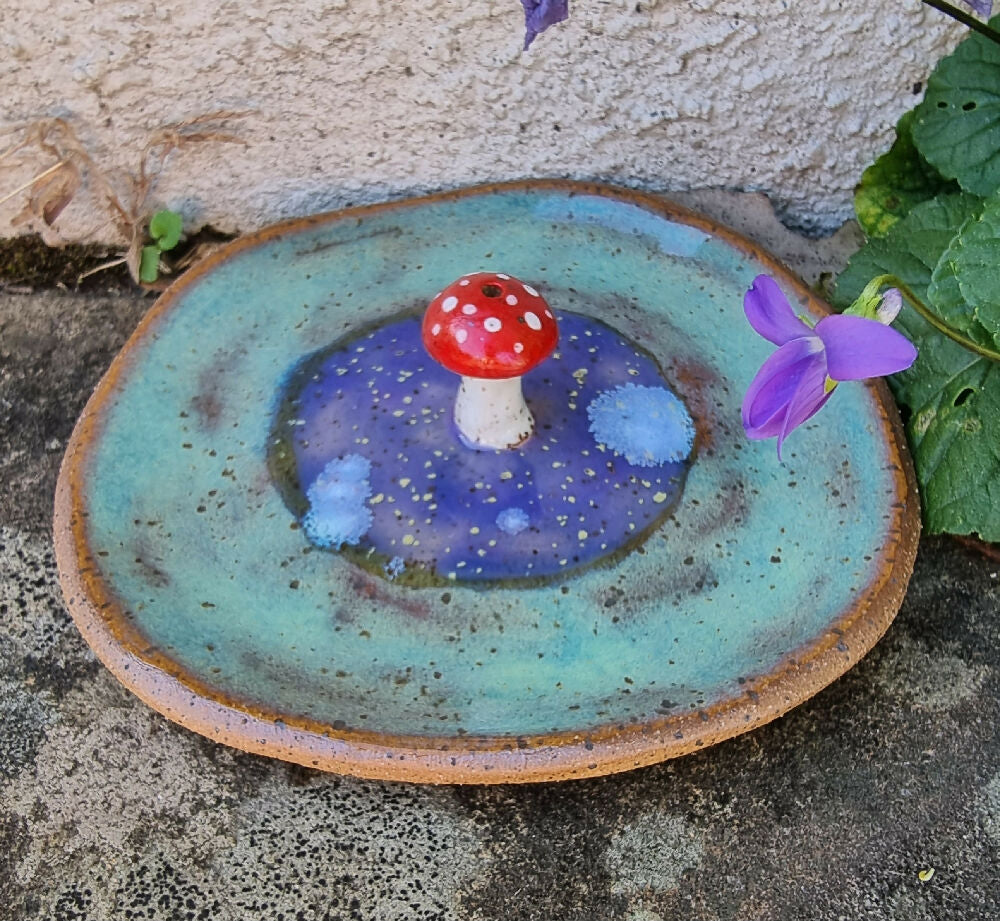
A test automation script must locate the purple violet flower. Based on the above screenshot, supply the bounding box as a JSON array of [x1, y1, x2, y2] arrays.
[[521, 0, 569, 50], [961, 0, 993, 17], [741, 275, 917, 458]]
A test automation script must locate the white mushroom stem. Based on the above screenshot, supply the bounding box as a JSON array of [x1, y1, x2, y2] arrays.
[[454, 375, 534, 450]]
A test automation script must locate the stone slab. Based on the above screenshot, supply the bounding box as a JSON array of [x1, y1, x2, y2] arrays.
[[2, 192, 998, 920]]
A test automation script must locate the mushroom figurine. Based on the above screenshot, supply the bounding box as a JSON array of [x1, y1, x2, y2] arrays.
[[422, 272, 558, 450]]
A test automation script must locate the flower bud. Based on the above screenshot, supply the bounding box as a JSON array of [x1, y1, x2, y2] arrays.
[[876, 288, 902, 325]]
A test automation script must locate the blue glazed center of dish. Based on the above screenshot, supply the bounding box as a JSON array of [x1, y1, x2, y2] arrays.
[[270, 311, 694, 584]]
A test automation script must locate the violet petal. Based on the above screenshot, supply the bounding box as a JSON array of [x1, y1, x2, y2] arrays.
[[743, 275, 814, 346], [876, 288, 903, 325], [742, 336, 825, 439], [776, 358, 834, 460], [961, 0, 992, 18], [521, 0, 569, 50], [816, 315, 918, 381]]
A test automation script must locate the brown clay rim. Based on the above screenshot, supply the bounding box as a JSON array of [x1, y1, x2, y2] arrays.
[[53, 179, 921, 784]]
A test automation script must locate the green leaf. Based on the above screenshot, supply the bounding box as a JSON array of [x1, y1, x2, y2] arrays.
[[929, 192, 1000, 350], [148, 209, 183, 251], [835, 193, 982, 314], [835, 193, 1000, 540], [912, 16, 1000, 197], [139, 244, 162, 283], [854, 111, 958, 238], [904, 340, 1000, 541]]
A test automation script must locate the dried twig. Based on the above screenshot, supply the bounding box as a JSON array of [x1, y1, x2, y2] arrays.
[[0, 112, 246, 281], [0, 160, 68, 209], [76, 256, 129, 284]]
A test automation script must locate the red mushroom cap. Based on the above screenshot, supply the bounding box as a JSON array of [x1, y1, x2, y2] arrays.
[[422, 272, 558, 380]]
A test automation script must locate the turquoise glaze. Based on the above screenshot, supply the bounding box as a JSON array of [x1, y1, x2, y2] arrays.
[[78, 186, 903, 740]]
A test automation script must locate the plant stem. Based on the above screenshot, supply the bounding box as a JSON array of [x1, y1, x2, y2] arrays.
[[76, 256, 128, 285], [921, 0, 1000, 46], [869, 274, 1000, 363]]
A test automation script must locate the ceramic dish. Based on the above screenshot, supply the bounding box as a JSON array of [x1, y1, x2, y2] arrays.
[[54, 181, 919, 783]]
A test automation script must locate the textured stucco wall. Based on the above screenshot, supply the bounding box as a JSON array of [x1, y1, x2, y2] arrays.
[[0, 0, 963, 241]]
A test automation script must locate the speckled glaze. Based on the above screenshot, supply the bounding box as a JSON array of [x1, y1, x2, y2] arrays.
[[270, 310, 690, 583], [54, 181, 920, 784]]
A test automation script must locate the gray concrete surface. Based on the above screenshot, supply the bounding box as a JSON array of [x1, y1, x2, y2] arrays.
[[2, 192, 999, 921]]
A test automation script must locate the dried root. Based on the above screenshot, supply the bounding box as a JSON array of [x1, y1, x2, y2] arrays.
[[0, 112, 245, 283]]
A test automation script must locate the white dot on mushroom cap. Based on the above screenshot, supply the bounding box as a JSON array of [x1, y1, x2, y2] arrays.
[[505, 294, 518, 306], [455, 329, 468, 344], [544, 309, 553, 318], [523, 284, 539, 297], [514, 342, 524, 353], [484, 317, 502, 333], [459, 279, 471, 286], [462, 304, 477, 315], [524, 311, 542, 330], [442, 296, 458, 312], [497, 273, 510, 280], [431, 323, 441, 335]]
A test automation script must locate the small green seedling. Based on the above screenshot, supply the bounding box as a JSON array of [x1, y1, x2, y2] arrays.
[[140, 209, 184, 283]]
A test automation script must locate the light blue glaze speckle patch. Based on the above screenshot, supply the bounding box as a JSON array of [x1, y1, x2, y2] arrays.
[[496, 507, 530, 535], [302, 454, 373, 548], [384, 556, 406, 579], [587, 383, 695, 466]]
